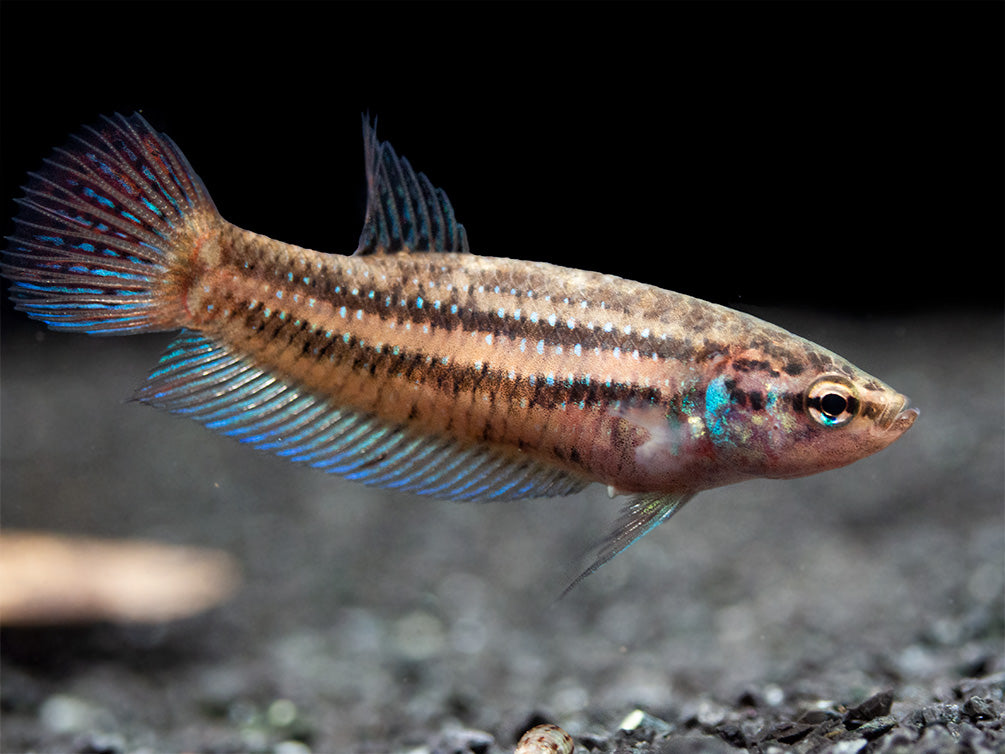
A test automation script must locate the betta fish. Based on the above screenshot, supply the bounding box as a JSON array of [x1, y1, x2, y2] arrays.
[[2, 114, 919, 591]]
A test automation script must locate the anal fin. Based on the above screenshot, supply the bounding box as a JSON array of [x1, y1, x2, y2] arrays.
[[560, 492, 694, 599], [134, 332, 590, 503]]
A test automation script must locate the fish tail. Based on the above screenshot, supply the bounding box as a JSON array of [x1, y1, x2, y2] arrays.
[[2, 113, 219, 335]]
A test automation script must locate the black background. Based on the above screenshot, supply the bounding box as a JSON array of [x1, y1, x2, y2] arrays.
[[1, 0, 1002, 331]]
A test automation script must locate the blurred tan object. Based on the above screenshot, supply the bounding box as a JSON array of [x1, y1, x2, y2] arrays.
[[0, 531, 239, 625]]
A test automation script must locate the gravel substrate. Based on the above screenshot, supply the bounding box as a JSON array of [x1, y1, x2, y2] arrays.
[[1, 310, 1001, 753]]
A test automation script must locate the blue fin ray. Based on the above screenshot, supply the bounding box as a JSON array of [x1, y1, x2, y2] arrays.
[[2, 113, 218, 334], [135, 334, 589, 503]]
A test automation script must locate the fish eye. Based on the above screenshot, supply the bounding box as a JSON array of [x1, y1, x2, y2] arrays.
[[805, 376, 859, 427]]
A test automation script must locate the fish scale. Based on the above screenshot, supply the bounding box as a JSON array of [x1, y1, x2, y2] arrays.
[[1, 113, 918, 591], [189, 237, 676, 469]]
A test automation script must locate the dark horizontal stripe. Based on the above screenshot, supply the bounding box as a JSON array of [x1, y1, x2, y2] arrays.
[[238, 296, 666, 414]]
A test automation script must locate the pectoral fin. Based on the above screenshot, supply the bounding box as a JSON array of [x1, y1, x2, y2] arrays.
[[560, 492, 694, 599]]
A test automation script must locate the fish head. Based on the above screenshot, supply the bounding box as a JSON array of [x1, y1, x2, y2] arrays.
[[699, 350, 919, 482], [768, 370, 918, 478]]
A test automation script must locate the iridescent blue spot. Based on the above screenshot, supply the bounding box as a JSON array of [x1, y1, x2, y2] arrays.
[[704, 375, 732, 445], [416, 296, 423, 309], [536, 340, 545, 355], [574, 344, 582, 356], [547, 314, 557, 326], [83, 187, 115, 210]]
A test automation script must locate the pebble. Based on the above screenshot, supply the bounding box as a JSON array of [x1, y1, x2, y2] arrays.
[[618, 708, 675, 739], [845, 689, 894, 725], [274, 741, 312, 754], [963, 696, 998, 721], [431, 726, 494, 754], [39, 694, 109, 735]]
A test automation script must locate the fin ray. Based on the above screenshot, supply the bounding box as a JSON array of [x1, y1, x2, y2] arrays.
[[2, 113, 218, 334], [136, 334, 589, 503], [560, 492, 694, 598], [355, 119, 469, 255]]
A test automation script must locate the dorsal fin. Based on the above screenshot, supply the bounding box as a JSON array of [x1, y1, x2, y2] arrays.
[[134, 333, 588, 502], [354, 118, 469, 255]]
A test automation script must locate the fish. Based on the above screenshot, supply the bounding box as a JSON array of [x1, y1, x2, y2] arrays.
[[2, 113, 919, 592]]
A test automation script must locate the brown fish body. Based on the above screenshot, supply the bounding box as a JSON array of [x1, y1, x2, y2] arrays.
[[2, 114, 918, 587], [177, 220, 903, 497]]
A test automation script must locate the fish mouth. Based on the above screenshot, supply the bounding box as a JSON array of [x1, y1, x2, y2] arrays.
[[882, 394, 920, 433]]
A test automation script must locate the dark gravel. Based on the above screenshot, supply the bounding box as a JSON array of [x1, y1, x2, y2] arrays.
[[1, 310, 1001, 753]]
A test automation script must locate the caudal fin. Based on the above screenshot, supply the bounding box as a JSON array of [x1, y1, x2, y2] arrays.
[[2, 113, 218, 335]]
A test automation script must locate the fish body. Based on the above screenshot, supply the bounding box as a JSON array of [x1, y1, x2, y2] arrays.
[[2, 114, 919, 588]]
